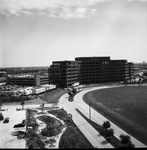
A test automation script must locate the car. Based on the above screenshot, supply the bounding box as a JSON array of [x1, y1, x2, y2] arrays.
[[13, 123, 25, 128], [3, 117, 9, 123]]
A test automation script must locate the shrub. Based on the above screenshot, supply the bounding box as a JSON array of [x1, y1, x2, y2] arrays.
[[102, 120, 111, 130], [119, 134, 135, 148]]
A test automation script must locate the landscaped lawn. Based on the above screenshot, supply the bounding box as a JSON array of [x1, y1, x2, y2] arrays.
[[39, 88, 66, 103], [26, 107, 93, 149], [83, 85, 147, 145]]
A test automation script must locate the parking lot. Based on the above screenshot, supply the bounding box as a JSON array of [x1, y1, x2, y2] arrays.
[[0, 105, 26, 148]]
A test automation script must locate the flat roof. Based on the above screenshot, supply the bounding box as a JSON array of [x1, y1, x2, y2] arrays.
[[8, 75, 34, 78]]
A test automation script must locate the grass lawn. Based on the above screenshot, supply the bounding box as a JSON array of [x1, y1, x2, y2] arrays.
[[76, 108, 124, 148], [48, 108, 94, 148], [26, 108, 93, 149], [83, 85, 147, 145], [39, 88, 66, 103]]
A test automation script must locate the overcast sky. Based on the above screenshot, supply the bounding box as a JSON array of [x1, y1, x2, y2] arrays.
[[0, 0, 147, 67]]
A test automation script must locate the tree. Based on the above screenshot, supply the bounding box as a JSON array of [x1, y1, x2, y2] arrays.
[[72, 88, 77, 94], [105, 128, 114, 141], [102, 121, 111, 130], [127, 141, 135, 148], [119, 134, 135, 148], [119, 134, 130, 145], [21, 100, 25, 110], [68, 91, 73, 97]]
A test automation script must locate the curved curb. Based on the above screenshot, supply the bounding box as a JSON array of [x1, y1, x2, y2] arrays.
[[74, 85, 147, 148]]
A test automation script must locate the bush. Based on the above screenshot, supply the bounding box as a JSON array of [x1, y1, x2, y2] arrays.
[[102, 120, 111, 130], [119, 134, 135, 148], [105, 128, 114, 141]]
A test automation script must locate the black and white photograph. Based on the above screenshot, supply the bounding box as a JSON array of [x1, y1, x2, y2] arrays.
[[0, 0, 147, 148]]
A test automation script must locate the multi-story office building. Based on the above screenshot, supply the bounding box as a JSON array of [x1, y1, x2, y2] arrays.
[[0, 71, 7, 77], [127, 62, 134, 78], [6, 74, 49, 86], [49, 57, 134, 88], [75, 57, 134, 84], [49, 61, 80, 87]]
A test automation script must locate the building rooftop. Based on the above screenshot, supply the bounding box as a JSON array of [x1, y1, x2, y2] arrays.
[[75, 57, 111, 61], [7, 74, 34, 78]]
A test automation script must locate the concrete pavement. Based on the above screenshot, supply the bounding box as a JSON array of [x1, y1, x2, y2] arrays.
[[59, 93, 114, 148], [0, 106, 26, 148]]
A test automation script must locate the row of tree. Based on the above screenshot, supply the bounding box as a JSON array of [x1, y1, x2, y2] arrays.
[[101, 120, 135, 148]]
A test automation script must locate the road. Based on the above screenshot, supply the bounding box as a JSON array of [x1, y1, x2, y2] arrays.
[[59, 87, 114, 148], [59, 85, 147, 148]]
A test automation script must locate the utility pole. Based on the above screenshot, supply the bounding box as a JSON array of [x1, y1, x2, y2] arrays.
[[89, 103, 91, 120]]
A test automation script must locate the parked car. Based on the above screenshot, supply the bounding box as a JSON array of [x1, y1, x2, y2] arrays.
[[3, 117, 9, 123], [13, 123, 25, 128]]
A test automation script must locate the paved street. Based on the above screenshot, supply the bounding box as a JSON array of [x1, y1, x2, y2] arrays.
[[59, 90, 114, 148]]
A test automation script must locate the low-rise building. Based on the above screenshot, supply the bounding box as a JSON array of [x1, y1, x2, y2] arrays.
[[32, 87, 46, 94], [6, 74, 49, 86]]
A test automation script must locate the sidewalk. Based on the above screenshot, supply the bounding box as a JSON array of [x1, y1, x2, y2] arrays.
[[59, 95, 114, 148], [74, 85, 147, 148]]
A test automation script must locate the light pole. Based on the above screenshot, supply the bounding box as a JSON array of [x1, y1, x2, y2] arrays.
[[89, 103, 91, 120]]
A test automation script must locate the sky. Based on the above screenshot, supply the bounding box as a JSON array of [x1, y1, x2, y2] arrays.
[[0, 0, 147, 67]]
